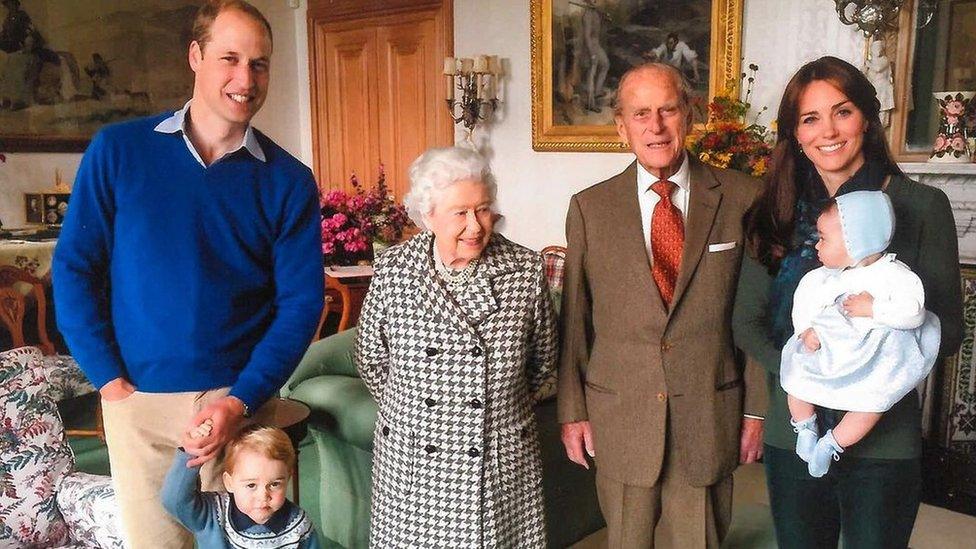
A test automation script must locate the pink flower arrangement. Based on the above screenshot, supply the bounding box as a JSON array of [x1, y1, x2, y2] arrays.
[[320, 166, 412, 266]]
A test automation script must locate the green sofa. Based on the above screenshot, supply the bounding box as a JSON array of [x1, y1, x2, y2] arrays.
[[282, 328, 605, 548]]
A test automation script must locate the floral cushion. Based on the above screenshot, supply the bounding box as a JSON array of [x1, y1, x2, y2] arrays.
[[40, 355, 96, 401], [0, 346, 73, 547], [57, 472, 124, 548]]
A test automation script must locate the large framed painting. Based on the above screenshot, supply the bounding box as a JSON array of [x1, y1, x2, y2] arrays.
[[531, 0, 743, 152], [0, 0, 199, 153]]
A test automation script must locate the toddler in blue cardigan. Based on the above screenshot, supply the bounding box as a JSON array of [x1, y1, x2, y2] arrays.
[[162, 423, 320, 548]]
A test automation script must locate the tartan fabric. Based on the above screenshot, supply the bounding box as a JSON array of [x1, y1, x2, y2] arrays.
[[650, 180, 684, 306], [542, 249, 565, 295], [534, 247, 565, 402]]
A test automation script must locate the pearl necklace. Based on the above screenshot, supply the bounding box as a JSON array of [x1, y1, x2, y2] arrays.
[[433, 242, 479, 290]]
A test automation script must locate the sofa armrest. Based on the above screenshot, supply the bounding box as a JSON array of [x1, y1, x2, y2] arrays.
[[290, 375, 378, 452], [282, 328, 359, 398]]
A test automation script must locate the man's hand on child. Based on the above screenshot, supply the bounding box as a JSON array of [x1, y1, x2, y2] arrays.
[[842, 292, 874, 318], [800, 328, 821, 352], [183, 396, 247, 467], [189, 418, 214, 439]]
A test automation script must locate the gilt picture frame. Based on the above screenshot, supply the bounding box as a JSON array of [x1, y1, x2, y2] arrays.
[[530, 0, 743, 152]]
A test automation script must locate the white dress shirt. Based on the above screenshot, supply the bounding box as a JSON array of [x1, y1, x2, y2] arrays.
[[637, 154, 691, 264], [154, 100, 266, 167]]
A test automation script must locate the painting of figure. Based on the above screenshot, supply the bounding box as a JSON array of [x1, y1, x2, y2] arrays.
[[0, 0, 199, 151], [552, 0, 711, 126], [533, 0, 742, 151]]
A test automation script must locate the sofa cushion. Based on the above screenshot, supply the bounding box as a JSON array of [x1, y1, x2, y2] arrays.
[[57, 472, 124, 548], [0, 347, 73, 547], [289, 375, 378, 452]]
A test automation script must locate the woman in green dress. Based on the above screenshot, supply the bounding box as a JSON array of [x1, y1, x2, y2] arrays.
[[733, 56, 962, 548]]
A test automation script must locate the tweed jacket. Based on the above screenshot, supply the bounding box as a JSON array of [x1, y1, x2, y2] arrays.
[[356, 231, 557, 548], [557, 157, 764, 488]]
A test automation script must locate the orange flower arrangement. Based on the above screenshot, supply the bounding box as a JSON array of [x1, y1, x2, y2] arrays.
[[687, 64, 773, 177]]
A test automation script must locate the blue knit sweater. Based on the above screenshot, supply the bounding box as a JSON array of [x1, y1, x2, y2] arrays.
[[52, 113, 324, 410]]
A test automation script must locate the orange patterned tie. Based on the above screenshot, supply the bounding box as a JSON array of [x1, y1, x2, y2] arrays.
[[650, 180, 684, 307]]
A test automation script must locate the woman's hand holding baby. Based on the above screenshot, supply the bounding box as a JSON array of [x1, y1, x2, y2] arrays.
[[800, 328, 821, 352], [843, 292, 874, 318]]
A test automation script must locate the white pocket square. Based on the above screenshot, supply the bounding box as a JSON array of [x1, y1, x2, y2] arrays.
[[708, 241, 737, 252]]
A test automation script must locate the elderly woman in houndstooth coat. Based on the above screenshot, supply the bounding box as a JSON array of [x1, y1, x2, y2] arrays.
[[356, 146, 557, 548]]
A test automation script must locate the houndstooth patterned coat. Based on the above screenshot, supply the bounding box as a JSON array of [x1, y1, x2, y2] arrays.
[[356, 231, 557, 549]]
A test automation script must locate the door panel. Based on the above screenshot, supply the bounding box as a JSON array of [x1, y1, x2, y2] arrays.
[[322, 26, 380, 194], [377, 18, 435, 199], [309, 2, 452, 201]]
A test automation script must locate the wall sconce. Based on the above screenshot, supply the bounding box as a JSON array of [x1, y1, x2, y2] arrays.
[[444, 55, 501, 143], [834, 0, 905, 38]]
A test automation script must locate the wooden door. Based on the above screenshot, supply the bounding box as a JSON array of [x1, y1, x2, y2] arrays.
[[320, 27, 381, 191], [309, 1, 453, 199]]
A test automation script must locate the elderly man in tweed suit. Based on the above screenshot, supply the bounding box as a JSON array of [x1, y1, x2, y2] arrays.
[[558, 63, 766, 547]]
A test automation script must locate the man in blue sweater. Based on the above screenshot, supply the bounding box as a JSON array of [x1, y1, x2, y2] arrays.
[[52, 1, 323, 547]]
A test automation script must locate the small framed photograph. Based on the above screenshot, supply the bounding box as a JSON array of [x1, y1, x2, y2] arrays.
[[24, 192, 70, 225], [24, 194, 43, 224]]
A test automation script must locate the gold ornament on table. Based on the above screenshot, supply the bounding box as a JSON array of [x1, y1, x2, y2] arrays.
[[53, 169, 71, 193]]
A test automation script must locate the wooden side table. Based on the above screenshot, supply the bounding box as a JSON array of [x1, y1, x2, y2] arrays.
[[324, 266, 374, 333], [272, 398, 311, 503]]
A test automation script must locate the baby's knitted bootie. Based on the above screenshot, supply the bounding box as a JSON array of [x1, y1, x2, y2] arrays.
[[791, 414, 819, 463], [808, 430, 844, 478]]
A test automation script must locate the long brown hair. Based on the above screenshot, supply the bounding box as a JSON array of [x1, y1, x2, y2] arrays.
[[744, 56, 902, 272]]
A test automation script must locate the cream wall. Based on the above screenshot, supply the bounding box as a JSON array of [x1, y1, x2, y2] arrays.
[[2, 0, 864, 247]]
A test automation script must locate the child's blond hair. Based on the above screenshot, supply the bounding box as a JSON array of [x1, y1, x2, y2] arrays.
[[223, 424, 296, 475]]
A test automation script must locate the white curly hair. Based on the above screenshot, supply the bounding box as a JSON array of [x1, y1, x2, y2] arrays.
[[403, 147, 497, 228]]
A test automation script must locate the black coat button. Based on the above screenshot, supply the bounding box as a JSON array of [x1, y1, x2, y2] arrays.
[[424, 444, 438, 454], [470, 399, 482, 409], [425, 397, 436, 407], [425, 347, 439, 357], [472, 347, 483, 357], [468, 447, 481, 457], [382, 426, 389, 436]]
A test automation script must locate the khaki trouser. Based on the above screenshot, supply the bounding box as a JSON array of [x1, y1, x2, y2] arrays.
[[595, 423, 734, 549], [101, 388, 277, 549]]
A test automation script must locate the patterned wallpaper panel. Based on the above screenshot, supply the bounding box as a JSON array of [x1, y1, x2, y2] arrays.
[[943, 267, 976, 454]]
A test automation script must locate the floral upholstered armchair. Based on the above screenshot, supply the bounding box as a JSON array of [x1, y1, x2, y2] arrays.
[[0, 346, 124, 548]]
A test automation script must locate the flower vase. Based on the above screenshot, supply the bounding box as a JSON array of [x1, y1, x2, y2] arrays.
[[325, 246, 373, 269], [929, 91, 975, 163], [372, 240, 391, 258]]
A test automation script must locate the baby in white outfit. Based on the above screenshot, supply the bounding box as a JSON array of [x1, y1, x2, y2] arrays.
[[780, 191, 941, 477]]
